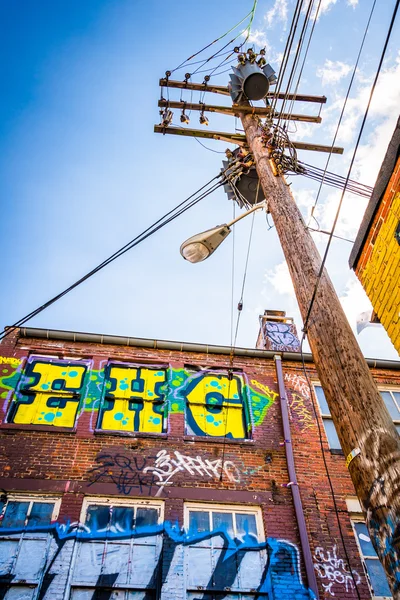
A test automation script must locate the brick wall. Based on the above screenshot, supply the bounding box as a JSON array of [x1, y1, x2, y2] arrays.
[[1, 330, 396, 599], [355, 156, 400, 353]]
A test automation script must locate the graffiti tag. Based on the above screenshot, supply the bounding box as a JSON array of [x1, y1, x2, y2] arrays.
[[288, 393, 314, 432], [284, 372, 311, 400], [89, 450, 241, 497], [313, 545, 361, 596], [143, 449, 241, 495]]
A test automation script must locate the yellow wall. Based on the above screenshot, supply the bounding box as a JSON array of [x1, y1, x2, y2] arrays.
[[359, 190, 400, 353]]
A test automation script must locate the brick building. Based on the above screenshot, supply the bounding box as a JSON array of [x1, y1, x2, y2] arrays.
[[0, 321, 399, 599], [349, 116, 400, 353]]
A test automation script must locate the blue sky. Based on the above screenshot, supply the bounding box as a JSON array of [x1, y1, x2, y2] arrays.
[[1, 0, 399, 359]]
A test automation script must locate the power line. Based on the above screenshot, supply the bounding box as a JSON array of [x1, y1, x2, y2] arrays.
[[0, 175, 226, 342], [307, 0, 377, 225], [302, 0, 399, 336]]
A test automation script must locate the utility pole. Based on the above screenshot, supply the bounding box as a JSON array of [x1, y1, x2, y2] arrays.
[[155, 66, 400, 597], [240, 107, 400, 597]]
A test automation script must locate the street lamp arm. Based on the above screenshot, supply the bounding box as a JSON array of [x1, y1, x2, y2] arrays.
[[226, 200, 268, 227]]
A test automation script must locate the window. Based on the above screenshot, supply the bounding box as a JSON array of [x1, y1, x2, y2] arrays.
[[0, 495, 60, 600], [313, 384, 341, 450], [7, 356, 88, 428], [314, 385, 400, 451], [98, 363, 168, 433], [69, 498, 163, 599], [185, 370, 249, 439], [379, 389, 400, 434], [352, 520, 392, 598], [184, 503, 267, 599]]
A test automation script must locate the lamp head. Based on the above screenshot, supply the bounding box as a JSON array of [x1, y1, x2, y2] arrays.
[[180, 224, 231, 263]]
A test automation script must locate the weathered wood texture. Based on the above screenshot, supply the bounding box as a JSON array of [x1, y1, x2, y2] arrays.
[[153, 125, 344, 154], [240, 110, 400, 597], [159, 79, 328, 104], [158, 99, 322, 123]]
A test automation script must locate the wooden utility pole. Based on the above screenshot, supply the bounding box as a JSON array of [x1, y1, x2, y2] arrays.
[[240, 108, 400, 598], [156, 71, 400, 596]]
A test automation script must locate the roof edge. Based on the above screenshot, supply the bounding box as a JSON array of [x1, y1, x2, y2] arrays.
[[16, 326, 400, 370]]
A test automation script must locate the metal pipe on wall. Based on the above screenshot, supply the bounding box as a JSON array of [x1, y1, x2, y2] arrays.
[[274, 354, 320, 598]]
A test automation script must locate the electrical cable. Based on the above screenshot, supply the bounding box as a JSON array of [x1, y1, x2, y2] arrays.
[[307, 227, 355, 244], [306, 0, 377, 226], [171, 0, 257, 82], [289, 161, 373, 198], [169, 4, 256, 74], [299, 344, 363, 600], [230, 202, 236, 348], [302, 0, 399, 336], [282, 0, 322, 130], [193, 137, 227, 153], [270, 0, 304, 115], [275, 0, 315, 130], [0, 175, 227, 342]]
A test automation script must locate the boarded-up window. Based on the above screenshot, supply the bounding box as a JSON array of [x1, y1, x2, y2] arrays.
[[0, 496, 60, 600], [69, 500, 163, 599], [184, 504, 267, 599], [8, 357, 88, 428], [98, 364, 168, 434], [185, 371, 248, 439]]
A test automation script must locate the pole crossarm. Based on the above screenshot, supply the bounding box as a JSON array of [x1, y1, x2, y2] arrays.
[[154, 125, 344, 154], [159, 79, 328, 105], [158, 100, 322, 123]]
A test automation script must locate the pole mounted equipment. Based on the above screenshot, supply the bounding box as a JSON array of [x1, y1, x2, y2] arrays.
[[229, 54, 277, 102], [222, 148, 265, 208]]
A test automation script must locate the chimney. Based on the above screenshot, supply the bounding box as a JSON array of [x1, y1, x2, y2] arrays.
[[256, 310, 301, 352]]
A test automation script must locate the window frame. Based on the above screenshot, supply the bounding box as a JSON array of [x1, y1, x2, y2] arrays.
[[313, 383, 400, 451], [79, 496, 165, 521], [377, 386, 400, 433], [65, 496, 165, 598], [312, 382, 342, 451], [96, 361, 169, 434], [6, 354, 90, 429], [349, 507, 392, 600], [0, 494, 61, 597], [0, 493, 61, 526], [184, 368, 251, 440], [183, 502, 264, 542]]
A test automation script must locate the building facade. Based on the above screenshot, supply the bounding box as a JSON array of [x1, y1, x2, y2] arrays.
[[0, 325, 399, 599], [349, 116, 400, 353]]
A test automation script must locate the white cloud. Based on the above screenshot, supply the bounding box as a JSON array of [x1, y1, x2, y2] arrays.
[[339, 278, 373, 333], [317, 59, 352, 86], [311, 0, 338, 20], [347, 0, 358, 7], [321, 52, 400, 173], [265, 0, 288, 29], [264, 260, 296, 297]]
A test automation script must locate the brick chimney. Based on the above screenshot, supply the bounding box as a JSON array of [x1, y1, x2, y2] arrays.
[[256, 310, 301, 352]]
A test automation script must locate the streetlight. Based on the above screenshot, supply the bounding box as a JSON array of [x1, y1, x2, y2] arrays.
[[180, 200, 267, 263]]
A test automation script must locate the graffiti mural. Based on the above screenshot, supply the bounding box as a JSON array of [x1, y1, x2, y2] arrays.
[[184, 372, 246, 438], [0, 357, 276, 436], [8, 358, 88, 428], [99, 365, 168, 433], [88, 449, 241, 497], [313, 545, 361, 596], [0, 501, 316, 600], [263, 322, 300, 352]]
